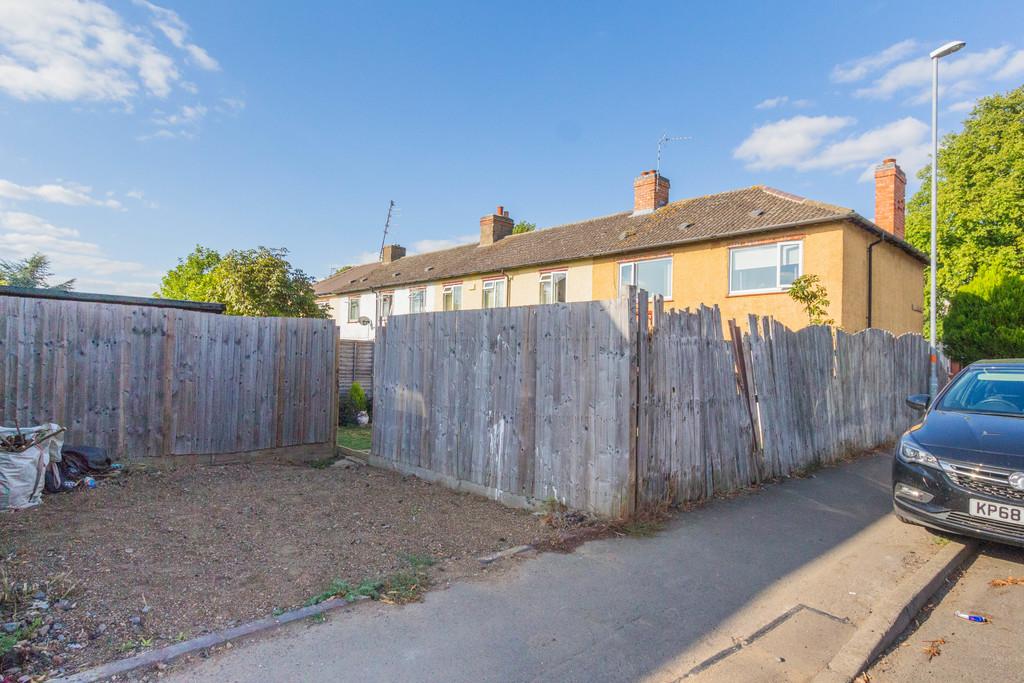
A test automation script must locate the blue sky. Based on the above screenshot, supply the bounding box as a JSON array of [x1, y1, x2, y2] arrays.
[[1, 0, 1022, 295]]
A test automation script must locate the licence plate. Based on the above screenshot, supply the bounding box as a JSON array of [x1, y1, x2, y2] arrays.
[[970, 498, 1024, 526]]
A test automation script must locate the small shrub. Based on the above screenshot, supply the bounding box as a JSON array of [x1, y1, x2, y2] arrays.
[[349, 382, 368, 413], [788, 274, 835, 326]]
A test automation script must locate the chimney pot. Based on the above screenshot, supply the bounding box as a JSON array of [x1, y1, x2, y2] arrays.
[[874, 158, 906, 239], [633, 170, 670, 215], [381, 244, 406, 264], [480, 206, 514, 246]]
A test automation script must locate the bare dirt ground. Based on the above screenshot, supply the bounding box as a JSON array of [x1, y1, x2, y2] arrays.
[[0, 460, 559, 680]]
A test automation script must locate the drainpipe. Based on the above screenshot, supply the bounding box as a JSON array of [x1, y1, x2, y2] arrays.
[[866, 237, 883, 328]]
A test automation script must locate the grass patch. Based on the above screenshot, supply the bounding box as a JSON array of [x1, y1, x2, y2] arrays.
[[337, 426, 372, 452], [305, 554, 434, 608], [617, 519, 665, 537]]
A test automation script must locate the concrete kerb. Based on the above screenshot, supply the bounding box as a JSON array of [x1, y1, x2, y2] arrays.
[[52, 596, 368, 683], [813, 538, 979, 683]]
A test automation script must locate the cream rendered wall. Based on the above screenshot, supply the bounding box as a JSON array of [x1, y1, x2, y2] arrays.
[[326, 292, 378, 340]]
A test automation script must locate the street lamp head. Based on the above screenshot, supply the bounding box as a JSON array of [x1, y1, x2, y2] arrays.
[[930, 41, 966, 59]]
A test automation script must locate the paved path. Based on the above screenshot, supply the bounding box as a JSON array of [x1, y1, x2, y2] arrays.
[[868, 543, 1024, 682], [167, 454, 939, 683]]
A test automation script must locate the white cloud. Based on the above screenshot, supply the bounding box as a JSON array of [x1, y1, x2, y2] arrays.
[[133, 0, 219, 71], [831, 40, 918, 83], [854, 46, 1011, 101], [948, 99, 976, 113], [0, 210, 158, 295], [0, 178, 122, 209], [733, 115, 855, 170], [215, 96, 245, 115], [153, 103, 206, 127], [409, 235, 477, 254], [0, 0, 217, 102], [735, 115, 931, 182], [994, 49, 1024, 81], [126, 189, 159, 209], [349, 233, 479, 267], [755, 96, 788, 110]]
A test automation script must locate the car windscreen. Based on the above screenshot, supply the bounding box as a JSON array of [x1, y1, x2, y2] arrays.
[[938, 368, 1024, 416]]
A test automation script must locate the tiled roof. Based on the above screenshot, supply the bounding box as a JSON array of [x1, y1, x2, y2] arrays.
[[315, 185, 926, 296]]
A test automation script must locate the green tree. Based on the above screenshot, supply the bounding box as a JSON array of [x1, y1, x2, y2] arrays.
[[0, 252, 74, 290], [156, 245, 329, 318], [941, 265, 1024, 364], [512, 221, 536, 234], [905, 85, 1024, 338], [787, 274, 834, 326]]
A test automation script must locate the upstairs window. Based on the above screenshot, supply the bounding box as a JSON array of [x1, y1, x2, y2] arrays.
[[619, 257, 672, 298], [539, 271, 567, 304], [347, 298, 360, 322], [409, 288, 426, 313], [379, 293, 393, 321], [442, 284, 462, 311], [483, 278, 506, 308], [729, 241, 803, 294]]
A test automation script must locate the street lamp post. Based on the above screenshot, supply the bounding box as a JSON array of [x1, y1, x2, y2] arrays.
[[928, 40, 966, 397]]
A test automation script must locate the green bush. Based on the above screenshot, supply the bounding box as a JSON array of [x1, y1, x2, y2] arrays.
[[942, 266, 1024, 364], [349, 382, 368, 412]]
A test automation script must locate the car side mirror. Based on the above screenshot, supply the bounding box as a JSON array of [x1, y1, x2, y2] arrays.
[[906, 394, 930, 411]]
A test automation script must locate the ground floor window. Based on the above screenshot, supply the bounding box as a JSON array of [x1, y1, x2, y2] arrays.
[[729, 241, 802, 294], [409, 288, 426, 313], [442, 284, 462, 311], [347, 298, 360, 322], [539, 271, 567, 304], [483, 278, 506, 308], [619, 256, 672, 298]]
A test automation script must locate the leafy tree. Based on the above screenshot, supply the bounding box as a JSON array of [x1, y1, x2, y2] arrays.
[[512, 221, 536, 234], [787, 274, 834, 326], [905, 85, 1024, 338], [0, 252, 74, 290], [156, 245, 329, 318], [942, 265, 1024, 364], [349, 382, 368, 412]]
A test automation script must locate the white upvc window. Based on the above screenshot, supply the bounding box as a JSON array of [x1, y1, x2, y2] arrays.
[[347, 298, 360, 322], [379, 293, 393, 321], [442, 283, 462, 311], [539, 271, 567, 304], [618, 256, 672, 298], [482, 278, 506, 308], [409, 288, 426, 313], [729, 240, 803, 295]]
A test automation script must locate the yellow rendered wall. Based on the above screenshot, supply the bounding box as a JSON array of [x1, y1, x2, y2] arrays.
[[842, 227, 925, 334], [591, 222, 849, 331]]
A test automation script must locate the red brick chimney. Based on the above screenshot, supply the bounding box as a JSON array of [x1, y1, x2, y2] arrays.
[[381, 244, 406, 263], [633, 170, 670, 214], [479, 205, 513, 246], [874, 158, 906, 239]]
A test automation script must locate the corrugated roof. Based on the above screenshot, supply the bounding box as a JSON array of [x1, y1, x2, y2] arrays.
[[315, 185, 925, 296]]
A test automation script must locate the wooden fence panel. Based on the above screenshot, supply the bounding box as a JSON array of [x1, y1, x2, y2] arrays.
[[372, 292, 939, 516], [373, 297, 636, 516], [0, 294, 337, 459], [338, 340, 374, 400]]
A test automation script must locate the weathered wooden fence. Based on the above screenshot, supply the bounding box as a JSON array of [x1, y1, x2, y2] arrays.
[[636, 295, 937, 505], [338, 340, 374, 399], [372, 299, 638, 516], [0, 294, 338, 461], [373, 289, 939, 516]]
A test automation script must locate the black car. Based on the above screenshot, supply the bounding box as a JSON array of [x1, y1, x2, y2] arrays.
[[893, 359, 1024, 547]]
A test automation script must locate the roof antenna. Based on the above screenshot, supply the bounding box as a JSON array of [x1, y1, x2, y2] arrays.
[[656, 134, 690, 204], [377, 200, 397, 262]]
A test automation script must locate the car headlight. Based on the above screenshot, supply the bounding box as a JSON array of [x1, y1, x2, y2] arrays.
[[899, 439, 941, 469]]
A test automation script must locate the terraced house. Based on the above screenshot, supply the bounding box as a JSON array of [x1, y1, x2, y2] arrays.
[[315, 159, 925, 340]]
